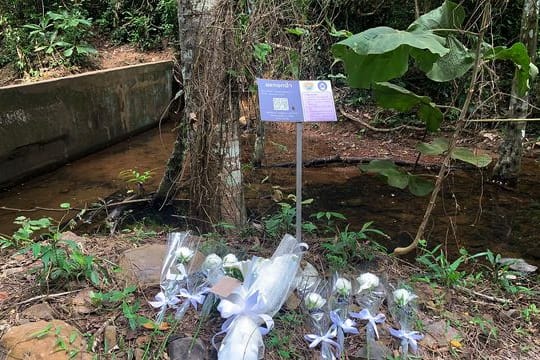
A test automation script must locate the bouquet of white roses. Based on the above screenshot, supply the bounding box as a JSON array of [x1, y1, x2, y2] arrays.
[[149, 232, 204, 323], [350, 272, 387, 359], [388, 287, 424, 357], [216, 234, 306, 360]]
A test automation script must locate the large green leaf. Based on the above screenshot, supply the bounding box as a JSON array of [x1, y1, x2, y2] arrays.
[[332, 47, 410, 88], [416, 137, 448, 155], [484, 42, 534, 96], [360, 160, 409, 190], [360, 160, 434, 196], [417, 138, 492, 167], [451, 148, 492, 167], [408, 175, 435, 196], [427, 36, 474, 81], [382, 168, 410, 189], [373, 82, 443, 131], [332, 27, 448, 88], [360, 159, 398, 173], [408, 0, 465, 32]]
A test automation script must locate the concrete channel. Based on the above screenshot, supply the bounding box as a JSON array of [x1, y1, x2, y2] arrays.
[[0, 60, 173, 186]]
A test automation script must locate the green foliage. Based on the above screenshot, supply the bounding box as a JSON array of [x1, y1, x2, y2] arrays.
[[28, 233, 102, 287], [89, 285, 137, 307], [266, 311, 303, 359], [415, 242, 470, 287], [331, 0, 536, 133], [1, 209, 103, 287], [310, 211, 347, 233], [30, 324, 81, 358], [407, 0, 465, 32], [473, 249, 533, 295], [253, 42, 273, 64], [417, 138, 492, 167], [469, 315, 499, 338], [521, 303, 539, 323], [23, 9, 96, 68], [0, 216, 52, 249], [360, 160, 434, 196], [120, 169, 154, 184], [263, 197, 316, 238], [484, 42, 539, 97], [97, 0, 178, 50], [322, 222, 387, 270], [373, 82, 443, 131], [90, 285, 149, 330], [332, 26, 449, 88]]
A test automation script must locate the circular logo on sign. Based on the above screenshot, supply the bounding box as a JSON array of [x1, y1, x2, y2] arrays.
[[317, 81, 328, 91]]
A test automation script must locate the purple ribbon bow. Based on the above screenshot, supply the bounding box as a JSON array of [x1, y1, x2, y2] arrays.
[[388, 327, 424, 354], [330, 310, 359, 335], [349, 308, 386, 339], [304, 327, 341, 357]]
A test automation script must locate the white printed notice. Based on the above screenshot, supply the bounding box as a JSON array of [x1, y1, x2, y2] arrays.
[[257, 79, 337, 122]]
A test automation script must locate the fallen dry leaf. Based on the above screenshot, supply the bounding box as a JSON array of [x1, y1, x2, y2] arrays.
[[0, 291, 7, 301], [142, 321, 170, 331]]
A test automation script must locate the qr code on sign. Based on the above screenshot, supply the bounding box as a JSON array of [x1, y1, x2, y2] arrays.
[[272, 97, 289, 111]]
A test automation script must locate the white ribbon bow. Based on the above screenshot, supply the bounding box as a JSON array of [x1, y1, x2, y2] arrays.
[[304, 327, 341, 357], [148, 291, 181, 310], [217, 288, 274, 335], [178, 287, 209, 310]]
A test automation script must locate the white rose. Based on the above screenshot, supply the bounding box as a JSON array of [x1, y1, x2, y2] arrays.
[[305, 292, 326, 311], [393, 288, 417, 306], [176, 246, 194, 263], [334, 277, 352, 297], [356, 272, 380, 293], [222, 253, 239, 269], [201, 253, 222, 271]]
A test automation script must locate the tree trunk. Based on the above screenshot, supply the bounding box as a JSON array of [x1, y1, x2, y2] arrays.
[[155, 0, 246, 231], [154, 0, 209, 205], [492, 0, 539, 187]]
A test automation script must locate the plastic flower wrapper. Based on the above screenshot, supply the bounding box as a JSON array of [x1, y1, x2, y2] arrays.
[[172, 271, 210, 320], [387, 286, 423, 357], [350, 273, 388, 359], [303, 275, 358, 360], [328, 274, 359, 358], [301, 280, 337, 360], [295, 261, 321, 297], [216, 234, 305, 360], [333, 276, 352, 304], [149, 232, 200, 323]]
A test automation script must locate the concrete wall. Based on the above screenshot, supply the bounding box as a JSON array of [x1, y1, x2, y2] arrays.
[[0, 60, 173, 186]]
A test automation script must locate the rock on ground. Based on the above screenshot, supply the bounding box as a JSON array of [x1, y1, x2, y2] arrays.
[[0, 319, 91, 360], [168, 337, 208, 360], [21, 303, 55, 321], [116, 238, 206, 288]]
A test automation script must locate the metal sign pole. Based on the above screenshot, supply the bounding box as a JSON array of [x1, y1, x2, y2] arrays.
[[296, 122, 303, 242]]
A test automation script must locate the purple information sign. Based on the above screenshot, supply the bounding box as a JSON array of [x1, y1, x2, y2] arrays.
[[257, 79, 336, 122]]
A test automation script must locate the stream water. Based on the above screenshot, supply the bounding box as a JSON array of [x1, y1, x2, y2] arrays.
[[1, 124, 539, 267]]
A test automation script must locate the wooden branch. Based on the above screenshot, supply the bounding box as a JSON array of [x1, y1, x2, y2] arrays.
[[15, 289, 83, 306], [0, 206, 82, 212], [455, 285, 511, 305], [393, 4, 490, 256], [339, 106, 425, 132], [265, 155, 439, 169]]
